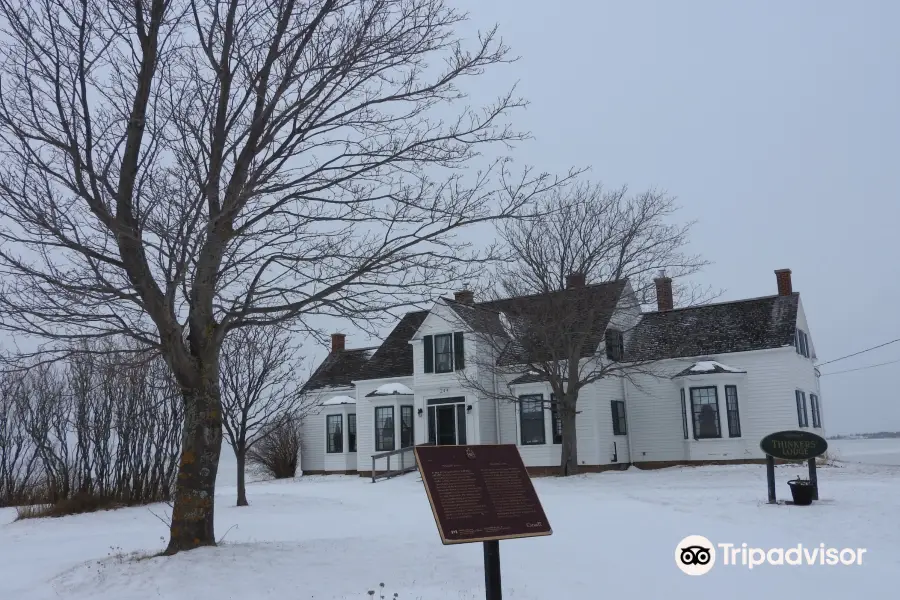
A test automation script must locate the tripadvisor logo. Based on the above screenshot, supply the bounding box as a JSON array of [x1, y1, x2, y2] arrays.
[[675, 536, 867, 575]]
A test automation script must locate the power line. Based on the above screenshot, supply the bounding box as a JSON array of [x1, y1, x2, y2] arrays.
[[815, 338, 900, 368], [819, 358, 900, 377]]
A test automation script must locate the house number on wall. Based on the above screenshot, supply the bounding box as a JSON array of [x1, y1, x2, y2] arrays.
[[439, 387, 450, 394]]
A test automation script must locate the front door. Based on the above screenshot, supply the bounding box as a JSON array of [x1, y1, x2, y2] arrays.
[[427, 399, 467, 445]]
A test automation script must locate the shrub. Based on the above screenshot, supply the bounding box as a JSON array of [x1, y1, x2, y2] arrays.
[[247, 416, 301, 479], [15, 491, 120, 520]]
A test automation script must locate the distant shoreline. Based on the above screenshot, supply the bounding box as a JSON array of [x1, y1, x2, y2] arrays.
[[829, 432, 900, 440]]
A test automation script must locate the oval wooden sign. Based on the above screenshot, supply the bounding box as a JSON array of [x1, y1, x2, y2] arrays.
[[760, 430, 828, 460]]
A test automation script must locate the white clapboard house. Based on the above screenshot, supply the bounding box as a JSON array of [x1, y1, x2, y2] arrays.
[[299, 269, 823, 477]]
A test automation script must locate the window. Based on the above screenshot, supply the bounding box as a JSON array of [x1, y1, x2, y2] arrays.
[[400, 405, 414, 448], [795, 328, 810, 358], [725, 385, 741, 438], [519, 395, 545, 445], [690, 386, 721, 439], [810, 394, 821, 428], [611, 400, 627, 435], [326, 414, 343, 453], [550, 394, 562, 444], [680, 389, 689, 439], [375, 406, 395, 451], [348, 413, 356, 452], [605, 329, 624, 361], [795, 390, 808, 428], [434, 334, 453, 373]]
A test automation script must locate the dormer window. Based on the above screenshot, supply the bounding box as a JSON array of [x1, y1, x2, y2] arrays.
[[423, 333, 465, 374], [605, 329, 624, 361]]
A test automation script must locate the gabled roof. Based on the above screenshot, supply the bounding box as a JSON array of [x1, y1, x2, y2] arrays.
[[625, 293, 799, 362], [355, 311, 428, 381], [301, 346, 376, 393]]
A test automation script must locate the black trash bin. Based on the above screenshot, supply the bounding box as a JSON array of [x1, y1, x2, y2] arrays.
[[787, 479, 815, 505]]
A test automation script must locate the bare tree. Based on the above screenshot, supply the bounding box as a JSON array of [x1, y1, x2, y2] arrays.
[[0, 0, 568, 553], [462, 182, 712, 475], [220, 326, 305, 506]]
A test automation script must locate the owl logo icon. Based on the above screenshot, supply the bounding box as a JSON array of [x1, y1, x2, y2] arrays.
[[675, 535, 716, 575], [466, 448, 476, 460]]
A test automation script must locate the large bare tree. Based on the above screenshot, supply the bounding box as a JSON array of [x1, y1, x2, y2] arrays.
[[219, 326, 305, 507], [462, 182, 712, 475], [0, 0, 566, 553]]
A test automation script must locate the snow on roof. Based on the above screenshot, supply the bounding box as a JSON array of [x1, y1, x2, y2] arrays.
[[691, 361, 743, 373], [673, 361, 747, 378], [365, 382, 414, 397], [322, 395, 357, 406]]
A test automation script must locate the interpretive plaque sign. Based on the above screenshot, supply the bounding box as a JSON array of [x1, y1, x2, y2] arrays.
[[414, 444, 552, 545]]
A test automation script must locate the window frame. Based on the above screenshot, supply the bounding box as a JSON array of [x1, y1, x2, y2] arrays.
[[347, 413, 356, 452], [326, 414, 343, 454], [724, 385, 741, 438], [611, 400, 627, 436], [400, 405, 414, 448], [810, 393, 821, 428], [680, 388, 689, 439], [689, 386, 722, 439], [433, 333, 454, 373], [519, 394, 546, 446], [795, 390, 809, 428], [605, 329, 624, 361], [375, 406, 395, 451]]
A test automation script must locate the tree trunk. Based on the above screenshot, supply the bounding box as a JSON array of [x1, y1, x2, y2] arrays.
[[164, 380, 223, 555], [236, 446, 248, 507], [559, 394, 579, 476]]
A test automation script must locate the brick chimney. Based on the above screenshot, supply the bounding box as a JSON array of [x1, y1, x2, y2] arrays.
[[566, 272, 586, 288], [654, 275, 674, 311], [775, 269, 792, 296], [331, 333, 346, 352], [454, 289, 475, 305]]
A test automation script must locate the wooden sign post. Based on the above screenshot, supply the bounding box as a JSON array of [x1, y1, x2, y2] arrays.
[[414, 444, 552, 600], [759, 430, 828, 504]]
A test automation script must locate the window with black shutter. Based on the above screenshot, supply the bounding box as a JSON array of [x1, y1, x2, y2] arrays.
[[326, 414, 343, 453], [690, 386, 721, 439], [680, 388, 689, 439], [434, 333, 453, 373], [375, 406, 395, 451], [605, 329, 624, 361], [796, 390, 809, 427], [611, 400, 627, 435], [519, 395, 545, 445], [348, 413, 356, 452], [810, 394, 821, 428], [400, 405, 414, 448], [725, 385, 741, 437]]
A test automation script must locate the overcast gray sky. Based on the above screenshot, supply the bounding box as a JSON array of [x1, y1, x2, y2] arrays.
[[439, 0, 898, 434]]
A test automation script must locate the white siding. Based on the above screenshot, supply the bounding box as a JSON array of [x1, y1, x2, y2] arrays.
[[626, 346, 822, 463], [354, 377, 416, 473], [300, 385, 354, 473]]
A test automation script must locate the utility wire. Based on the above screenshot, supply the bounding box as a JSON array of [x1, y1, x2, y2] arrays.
[[815, 338, 900, 368], [819, 358, 900, 377]]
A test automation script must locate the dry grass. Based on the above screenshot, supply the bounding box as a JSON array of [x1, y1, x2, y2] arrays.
[[15, 492, 121, 520]]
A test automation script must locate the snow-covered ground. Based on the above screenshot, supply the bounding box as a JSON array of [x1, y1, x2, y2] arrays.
[[829, 438, 900, 466], [2, 443, 898, 600]]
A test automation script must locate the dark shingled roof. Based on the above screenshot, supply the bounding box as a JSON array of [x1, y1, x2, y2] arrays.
[[355, 311, 428, 381], [509, 372, 551, 385], [301, 346, 376, 392], [625, 293, 799, 362]]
